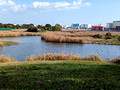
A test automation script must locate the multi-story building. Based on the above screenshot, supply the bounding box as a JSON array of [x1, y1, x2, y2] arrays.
[[113, 21, 120, 28], [80, 24, 92, 29], [107, 23, 113, 28]]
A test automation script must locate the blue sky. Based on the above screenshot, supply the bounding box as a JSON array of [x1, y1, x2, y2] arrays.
[[0, 0, 120, 26]]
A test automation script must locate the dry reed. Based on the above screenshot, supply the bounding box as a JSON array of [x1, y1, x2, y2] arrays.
[[26, 53, 102, 61], [0, 55, 16, 63], [41, 32, 103, 43], [0, 31, 41, 37]]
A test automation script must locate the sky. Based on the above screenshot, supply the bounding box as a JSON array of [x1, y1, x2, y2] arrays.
[[0, 0, 120, 26]]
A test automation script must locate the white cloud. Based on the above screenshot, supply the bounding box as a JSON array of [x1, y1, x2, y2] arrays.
[[32, 0, 91, 10], [12, 4, 27, 12], [54, 2, 70, 8], [0, 0, 15, 6], [7, 0, 16, 5], [33, 2, 51, 8], [84, 3, 91, 7], [0, 0, 91, 13], [0, 0, 27, 12], [73, 0, 82, 6]]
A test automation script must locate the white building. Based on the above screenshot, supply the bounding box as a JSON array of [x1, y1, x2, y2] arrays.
[[113, 21, 120, 28], [61, 25, 69, 29], [80, 24, 92, 29], [107, 23, 113, 28]]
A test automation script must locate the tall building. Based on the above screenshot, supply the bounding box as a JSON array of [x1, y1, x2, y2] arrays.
[[71, 23, 80, 29], [113, 21, 120, 28], [80, 24, 92, 29]]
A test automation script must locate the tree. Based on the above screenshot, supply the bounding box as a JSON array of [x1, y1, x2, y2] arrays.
[[45, 24, 51, 28], [52, 24, 61, 31]]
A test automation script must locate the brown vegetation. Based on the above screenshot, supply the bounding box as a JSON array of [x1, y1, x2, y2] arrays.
[[0, 31, 41, 37], [26, 53, 102, 61], [11, 29, 27, 32], [111, 57, 120, 64], [41, 32, 103, 44], [0, 55, 16, 63], [41, 32, 120, 44]]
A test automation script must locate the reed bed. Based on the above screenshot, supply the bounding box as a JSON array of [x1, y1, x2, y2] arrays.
[[41, 32, 103, 43], [26, 53, 102, 61], [11, 29, 27, 32], [0, 55, 16, 63], [0, 31, 41, 37]]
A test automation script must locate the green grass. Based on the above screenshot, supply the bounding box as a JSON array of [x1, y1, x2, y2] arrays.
[[0, 61, 119, 89], [93, 37, 120, 45], [2, 41, 20, 46]]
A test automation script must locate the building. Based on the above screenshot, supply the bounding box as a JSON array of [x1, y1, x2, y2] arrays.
[[71, 23, 80, 29], [80, 24, 92, 29], [92, 26, 104, 31], [61, 25, 69, 29], [107, 23, 113, 28], [92, 23, 104, 31], [113, 21, 120, 28]]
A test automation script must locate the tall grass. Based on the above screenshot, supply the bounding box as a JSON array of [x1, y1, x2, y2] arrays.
[[26, 53, 102, 61], [0, 31, 41, 37], [0, 55, 16, 63], [41, 32, 103, 43]]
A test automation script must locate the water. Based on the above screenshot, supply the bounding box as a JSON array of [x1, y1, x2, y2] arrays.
[[0, 36, 120, 61]]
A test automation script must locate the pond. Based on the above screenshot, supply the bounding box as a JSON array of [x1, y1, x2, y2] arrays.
[[0, 36, 120, 61]]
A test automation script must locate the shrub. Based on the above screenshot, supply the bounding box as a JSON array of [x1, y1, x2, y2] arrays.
[[118, 36, 120, 41], [52, 24, 61, 31], [27, 28, 38, 32], [93, 34, 102, 38], [106, 32, 112, 36]]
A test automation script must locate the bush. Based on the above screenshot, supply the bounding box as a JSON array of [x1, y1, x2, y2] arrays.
[[118, 36, 120, 41], [105, 33, 113, 39], [93, 34, 102, 38], [27, 28, 38, 32], [106, 32, 112, 36], [52, 24, 61, 31]]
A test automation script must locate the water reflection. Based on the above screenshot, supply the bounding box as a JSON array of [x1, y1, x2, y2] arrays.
[[1, 36, 120, 61]]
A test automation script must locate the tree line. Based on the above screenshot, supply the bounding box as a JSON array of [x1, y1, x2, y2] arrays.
[[0, 23, 61, 32]]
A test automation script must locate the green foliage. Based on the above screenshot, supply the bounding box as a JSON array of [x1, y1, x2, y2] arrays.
[[27, 27, 38, 32], [0, 23, 62, 32], [52, 24, 62, 31], [45, 24, 52, 28]]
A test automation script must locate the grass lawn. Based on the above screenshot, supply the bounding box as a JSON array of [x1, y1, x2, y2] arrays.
[[0, 61, 120, 89]]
